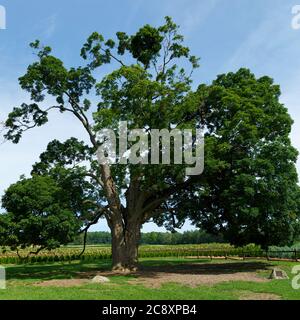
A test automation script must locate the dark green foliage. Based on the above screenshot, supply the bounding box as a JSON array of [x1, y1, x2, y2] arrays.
[[180, 69, 300, 247], [0, 175, 81, 252], [70, 230, 224, 245], [130, 25, 163, 67]]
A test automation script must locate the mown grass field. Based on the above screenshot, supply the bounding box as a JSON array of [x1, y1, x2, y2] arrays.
[[0, 257, 299, 300]]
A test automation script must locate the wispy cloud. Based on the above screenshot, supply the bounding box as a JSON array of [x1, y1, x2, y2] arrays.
[[42, 14, 58, 38], [156, 0, 221, 37], [222, 5, 297, 72], [221, 4, 300, 176], [180, 0, 221, 35], [32, 13, 58, 39], [124, 0, 144, 29]]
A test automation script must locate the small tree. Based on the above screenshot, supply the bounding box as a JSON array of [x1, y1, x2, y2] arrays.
[[0, 175, 81, 254]]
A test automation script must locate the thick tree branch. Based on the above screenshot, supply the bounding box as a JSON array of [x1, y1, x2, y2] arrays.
[[142, 175, 200, 218], [84, 172, 104, 188]]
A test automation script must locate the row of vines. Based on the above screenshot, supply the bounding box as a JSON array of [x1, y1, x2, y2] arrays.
[[0, 243, 299, 264]]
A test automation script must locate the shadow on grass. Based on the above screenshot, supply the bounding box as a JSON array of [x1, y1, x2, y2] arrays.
[[137, 260, 273, 277], [6, 258, 273, 281], [6, 260, 112, 281]]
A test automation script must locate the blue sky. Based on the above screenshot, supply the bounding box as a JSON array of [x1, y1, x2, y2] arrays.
[[0, 0, 300, 232]]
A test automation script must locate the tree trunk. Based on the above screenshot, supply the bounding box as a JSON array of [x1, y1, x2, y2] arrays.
[[99, 163, 145, 272], [110, 217, 141, 272]]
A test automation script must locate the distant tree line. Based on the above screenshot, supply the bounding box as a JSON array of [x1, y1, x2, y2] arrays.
[[70, 230, 224, 246]]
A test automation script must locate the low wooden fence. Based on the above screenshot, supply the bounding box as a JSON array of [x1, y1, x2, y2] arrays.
[[138, 248, 300, 262]]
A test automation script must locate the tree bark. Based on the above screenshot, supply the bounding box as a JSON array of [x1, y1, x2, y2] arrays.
[[109, 213, 141, 272]]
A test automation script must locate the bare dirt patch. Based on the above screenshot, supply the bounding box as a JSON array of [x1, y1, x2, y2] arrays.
[[34, 261, 272, 288], [34, 279, 90, 287], [128, 271, 268, 288], [101, 262, 270, 288], [239, 291, 281, 300], [126, 262, 271, 288]]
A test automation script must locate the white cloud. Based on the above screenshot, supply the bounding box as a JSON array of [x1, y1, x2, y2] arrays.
[[223, 10, 291, 71], [44, 14, 58, 38], [30, 13, 58, 39], [157, 0, 221, 37], [180, 0, 221, 35]]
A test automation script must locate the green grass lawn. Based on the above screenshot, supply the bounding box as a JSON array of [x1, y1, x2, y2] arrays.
[[0, 258, 299, 300]]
